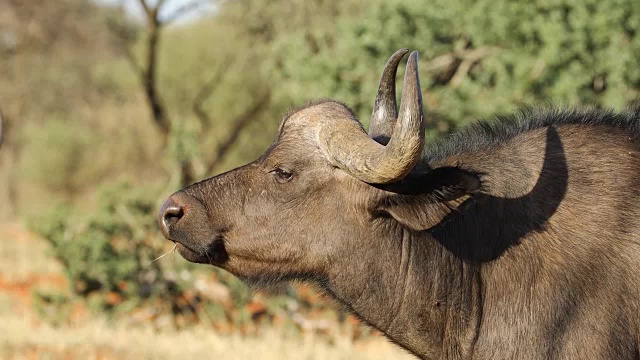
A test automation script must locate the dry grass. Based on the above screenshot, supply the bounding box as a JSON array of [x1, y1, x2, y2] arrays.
[[0, 223, 63, 281], [0, 304, 413, 359], [0, 222, 415, 359]]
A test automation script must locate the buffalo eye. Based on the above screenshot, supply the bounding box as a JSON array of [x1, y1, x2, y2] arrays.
[[272, 167, 293, 183]]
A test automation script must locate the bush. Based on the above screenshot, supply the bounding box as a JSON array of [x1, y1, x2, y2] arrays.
[[269, 0, 640, 128], [28, 182, 188, 316]]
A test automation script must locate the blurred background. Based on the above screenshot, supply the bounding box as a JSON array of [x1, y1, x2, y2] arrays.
[[1, 0, 639, 358]]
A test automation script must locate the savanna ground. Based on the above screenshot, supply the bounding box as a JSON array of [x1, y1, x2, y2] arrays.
[[0, 222, 413, 360]]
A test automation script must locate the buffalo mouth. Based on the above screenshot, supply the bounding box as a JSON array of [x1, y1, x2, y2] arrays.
[[174, 237, 229, 266]]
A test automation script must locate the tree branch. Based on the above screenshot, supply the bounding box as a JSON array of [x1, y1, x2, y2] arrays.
[[124, 0, 171, 142], [109, 1, 170, 141], [204, 92, 271, 176], [141, 22, 170, 137], [424, 47, 498, 87], [192, 59, 232, 128], [137, 0, 152, 16], [163, 0, 209, 24], [106, 18, 143, 75], [449, 47, 496, 87]]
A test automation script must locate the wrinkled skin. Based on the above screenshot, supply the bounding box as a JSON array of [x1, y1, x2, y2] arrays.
[[159, 51, 640, 359], [176, 104, 380, 279]]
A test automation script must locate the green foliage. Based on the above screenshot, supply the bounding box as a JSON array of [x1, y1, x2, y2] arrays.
[[28, 182, 182, 314], [268, 0, 640, 130], [32, 290, 74, 327]]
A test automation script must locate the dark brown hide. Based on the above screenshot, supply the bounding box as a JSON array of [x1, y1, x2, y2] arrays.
[[159, 53, 640, 359]]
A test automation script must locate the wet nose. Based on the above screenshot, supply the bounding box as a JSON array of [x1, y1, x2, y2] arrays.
[[158, 191, 210, 243]]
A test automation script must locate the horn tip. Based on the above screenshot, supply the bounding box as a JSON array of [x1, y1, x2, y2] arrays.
[[388, 48, 410, 63], [405, 51, 420, 74]]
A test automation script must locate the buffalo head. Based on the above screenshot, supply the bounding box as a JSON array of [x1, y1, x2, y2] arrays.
[[158, 49, 478, 282]]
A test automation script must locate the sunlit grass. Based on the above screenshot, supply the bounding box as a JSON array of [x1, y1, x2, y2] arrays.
[[0, 306, 413, 360]]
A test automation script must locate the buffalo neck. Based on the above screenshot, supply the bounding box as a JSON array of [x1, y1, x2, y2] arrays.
[[320, 224, 483, 359]]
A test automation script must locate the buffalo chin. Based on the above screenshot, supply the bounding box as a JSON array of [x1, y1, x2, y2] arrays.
[[175, 243, 210, 264], [175, 238, 230, 266]]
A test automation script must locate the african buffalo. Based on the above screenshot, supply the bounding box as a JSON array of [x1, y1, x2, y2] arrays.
[[159, 49, 640, 359]]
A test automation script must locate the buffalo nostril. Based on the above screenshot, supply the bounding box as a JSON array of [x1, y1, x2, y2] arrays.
[[163, 205, 184, 227], [159, 197, 186, 239], [158, 192, 206, 242]]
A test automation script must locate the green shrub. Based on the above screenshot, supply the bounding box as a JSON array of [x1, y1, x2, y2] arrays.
[[28, 182, 189, 317], [267, 0, 640, 127]]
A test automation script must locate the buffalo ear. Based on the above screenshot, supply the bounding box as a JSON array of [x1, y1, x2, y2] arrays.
[[377, 167, 481, 231]]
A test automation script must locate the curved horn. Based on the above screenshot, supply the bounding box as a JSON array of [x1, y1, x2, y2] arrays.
[[319, 51, 425, 184], [369, 48, 409, 145]]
